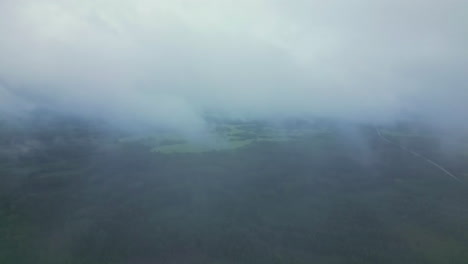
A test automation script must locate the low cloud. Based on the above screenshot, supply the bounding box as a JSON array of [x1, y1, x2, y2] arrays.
[[0, 0, 467, 131]]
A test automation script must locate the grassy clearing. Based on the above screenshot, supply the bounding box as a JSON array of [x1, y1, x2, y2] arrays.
[[143, 123, 328, 154]]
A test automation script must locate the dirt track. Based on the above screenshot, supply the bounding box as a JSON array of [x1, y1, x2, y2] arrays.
[[376, 128, 462, 182]]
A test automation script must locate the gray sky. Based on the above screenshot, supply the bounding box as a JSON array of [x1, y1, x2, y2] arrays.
[[0, 0, 467, 131]]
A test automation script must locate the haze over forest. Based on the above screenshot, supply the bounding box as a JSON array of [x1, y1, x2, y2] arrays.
[[1, 0, 467, 132], [1, 1, 468, 264]]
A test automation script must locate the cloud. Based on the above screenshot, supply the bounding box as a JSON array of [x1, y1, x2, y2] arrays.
[[0, 83, 34, 116], [0, 0, 467, 131]]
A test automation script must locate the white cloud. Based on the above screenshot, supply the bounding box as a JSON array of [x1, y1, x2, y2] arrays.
[[0, 0, 467, 130]]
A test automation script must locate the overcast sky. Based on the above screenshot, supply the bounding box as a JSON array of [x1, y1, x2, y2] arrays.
[[0, 0, 467, 131]]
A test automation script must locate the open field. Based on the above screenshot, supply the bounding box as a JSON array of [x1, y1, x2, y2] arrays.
[[117, 122, 329, 154]]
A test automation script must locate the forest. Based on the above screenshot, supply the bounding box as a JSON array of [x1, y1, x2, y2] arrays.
[[1, 114, 467, 264]]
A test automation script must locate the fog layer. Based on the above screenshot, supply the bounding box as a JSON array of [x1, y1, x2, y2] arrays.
[[1, 0, 467, 131]]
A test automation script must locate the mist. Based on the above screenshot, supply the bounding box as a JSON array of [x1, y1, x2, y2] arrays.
[[0, 0, 466, 132], [2, 2, 468, 263]]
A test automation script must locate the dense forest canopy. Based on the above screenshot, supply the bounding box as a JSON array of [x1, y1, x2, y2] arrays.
[[1, 113, 467, 263]]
